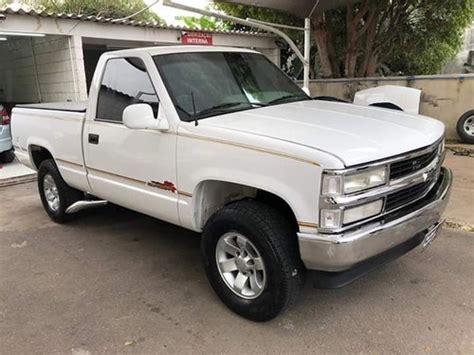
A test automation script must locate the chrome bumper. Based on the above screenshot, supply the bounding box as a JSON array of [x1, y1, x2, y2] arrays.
[[298, 167, 453, 272]]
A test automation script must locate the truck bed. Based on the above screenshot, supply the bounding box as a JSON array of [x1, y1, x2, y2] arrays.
[[11, 102, 88, 192], [15, 101, 87, 113]]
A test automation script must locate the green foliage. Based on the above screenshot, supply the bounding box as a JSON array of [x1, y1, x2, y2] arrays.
[[0, 0, 14, 6], [388, 0, 474, 75], [1, 0, 164, 23]]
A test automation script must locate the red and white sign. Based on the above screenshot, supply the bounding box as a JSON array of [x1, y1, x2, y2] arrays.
[[181, 32, 213, 45]]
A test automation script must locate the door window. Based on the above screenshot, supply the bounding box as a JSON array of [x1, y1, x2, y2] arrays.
[[96, 57, 159, 122]]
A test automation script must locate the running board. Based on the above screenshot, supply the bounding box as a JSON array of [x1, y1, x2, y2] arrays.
[[66, 200, 108, 214]]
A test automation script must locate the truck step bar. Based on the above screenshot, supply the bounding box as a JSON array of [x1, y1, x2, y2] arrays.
[[66, 200, 108, 214]]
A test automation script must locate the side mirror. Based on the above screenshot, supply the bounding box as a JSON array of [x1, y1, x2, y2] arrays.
[[122, 104, 169, 131]]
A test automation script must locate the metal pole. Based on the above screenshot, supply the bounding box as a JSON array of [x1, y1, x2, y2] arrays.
[[303, 17, 311, 95]]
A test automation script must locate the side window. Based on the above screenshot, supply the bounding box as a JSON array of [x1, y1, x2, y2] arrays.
[[96, 57, 159, 122]]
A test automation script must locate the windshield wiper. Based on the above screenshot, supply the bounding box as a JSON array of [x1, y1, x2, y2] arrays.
[[196, 102, 266, 118], [268, 94, 309, 105]]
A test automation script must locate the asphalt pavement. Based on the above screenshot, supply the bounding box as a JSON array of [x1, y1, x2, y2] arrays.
[[0, 182, 473, 354]]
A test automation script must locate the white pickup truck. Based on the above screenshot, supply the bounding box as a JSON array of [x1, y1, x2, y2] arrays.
[[12, 46, 452, 321]]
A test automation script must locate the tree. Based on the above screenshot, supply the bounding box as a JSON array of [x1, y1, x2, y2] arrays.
[[216, 0, 474, 78], [0, 0, 164, 23]]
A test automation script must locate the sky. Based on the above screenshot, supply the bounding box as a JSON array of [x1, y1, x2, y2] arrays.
[[144, 0, 210, 26]]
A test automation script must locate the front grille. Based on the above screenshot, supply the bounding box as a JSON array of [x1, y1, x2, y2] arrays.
[[385, 180, 432, 212], [389, 147, 438, 180]]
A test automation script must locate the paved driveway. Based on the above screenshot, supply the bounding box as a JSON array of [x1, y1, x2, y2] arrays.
[[0, 182, 473, 354]]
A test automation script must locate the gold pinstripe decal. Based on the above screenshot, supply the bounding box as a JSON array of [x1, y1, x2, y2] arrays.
[[87, 166, 148, 185], [56, 158, 83, 168], [86, 167, 192, 196], [177, 132, 320, 166], [298, 221, 319, 228], [177, 190, 193, 198]]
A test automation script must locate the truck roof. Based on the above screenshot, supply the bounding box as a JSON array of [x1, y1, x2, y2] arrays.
[[105, 45, 259, 57]]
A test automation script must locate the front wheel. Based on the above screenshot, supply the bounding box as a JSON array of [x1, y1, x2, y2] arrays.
[[38, 159, 82, 223], [201, 201, 305, 321]]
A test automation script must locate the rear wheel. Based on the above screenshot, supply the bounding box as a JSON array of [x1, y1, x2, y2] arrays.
[[201, 200, 305, 321], [457, 110, 474, 144], [38, 159, 82, 223]]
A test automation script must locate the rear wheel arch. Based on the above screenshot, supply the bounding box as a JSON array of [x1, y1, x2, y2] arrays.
[[29, 145, 54, 170]]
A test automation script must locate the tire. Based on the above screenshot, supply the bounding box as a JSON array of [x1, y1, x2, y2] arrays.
[[1, 149, 15, 163], [37, 159, 82, 223], [201, 200, 305, 322], [456, 110, 474, 144]]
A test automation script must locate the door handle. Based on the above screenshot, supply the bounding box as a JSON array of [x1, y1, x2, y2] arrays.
[[88, 133, 99, 145]]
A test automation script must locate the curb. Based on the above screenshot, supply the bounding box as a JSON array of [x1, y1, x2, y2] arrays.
[[0, 173, 37, 188]]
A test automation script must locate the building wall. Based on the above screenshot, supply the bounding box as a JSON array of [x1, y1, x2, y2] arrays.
[[0, 35, 86, 103], [306, 75, 474, 140], [0, 36, 39, 102]]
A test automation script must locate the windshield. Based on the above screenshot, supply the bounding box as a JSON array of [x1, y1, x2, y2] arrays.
[[153, 52, 310, 121]]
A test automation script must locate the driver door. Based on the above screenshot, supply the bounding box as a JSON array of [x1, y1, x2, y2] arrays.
[[83, 56, 179, 225]]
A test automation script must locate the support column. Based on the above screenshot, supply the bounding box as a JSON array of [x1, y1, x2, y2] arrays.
[[303, 17, 311, 95]]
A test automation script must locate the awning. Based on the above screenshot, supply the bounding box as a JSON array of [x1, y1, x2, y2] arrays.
[[215, 0, 350, 18]]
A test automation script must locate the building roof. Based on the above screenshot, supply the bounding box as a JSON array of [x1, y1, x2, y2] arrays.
[[0, 6, 274, 37]]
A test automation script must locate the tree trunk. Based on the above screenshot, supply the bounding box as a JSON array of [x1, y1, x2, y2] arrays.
[[311, 15, 334, 78], [358, 8, 379, 77], [366, 54, 379, 76]]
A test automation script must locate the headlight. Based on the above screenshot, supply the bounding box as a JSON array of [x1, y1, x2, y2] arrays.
[[344, 167, 387, 194], [322, 166, 387, 196]]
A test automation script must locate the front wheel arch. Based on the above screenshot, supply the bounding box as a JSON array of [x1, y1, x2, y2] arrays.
[[192, 179, 299, 232]]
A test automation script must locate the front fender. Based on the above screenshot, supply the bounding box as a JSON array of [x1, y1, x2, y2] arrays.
[[176, 128, 343, 234]]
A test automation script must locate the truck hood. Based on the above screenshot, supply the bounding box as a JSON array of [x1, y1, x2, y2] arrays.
[[202, 100, 444, 166]]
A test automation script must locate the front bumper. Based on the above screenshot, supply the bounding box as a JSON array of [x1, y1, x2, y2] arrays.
[[298, 167, 453, 272]]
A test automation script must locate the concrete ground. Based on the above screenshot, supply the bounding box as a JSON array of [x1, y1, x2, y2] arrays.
[[1, 180, 473, 354], [443, 147, 474, 227]]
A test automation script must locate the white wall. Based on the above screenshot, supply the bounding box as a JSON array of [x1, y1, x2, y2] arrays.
[[0, 35, 86, 103]]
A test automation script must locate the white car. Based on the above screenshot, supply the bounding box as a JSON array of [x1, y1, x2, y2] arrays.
[[0, 104, 14, 163], [11, 46, 452, 321]]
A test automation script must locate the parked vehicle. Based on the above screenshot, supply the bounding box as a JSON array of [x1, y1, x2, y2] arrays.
[[0, 104, 14, 163], [457, 110, 474, 144], [11, 46, 452, 321]]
